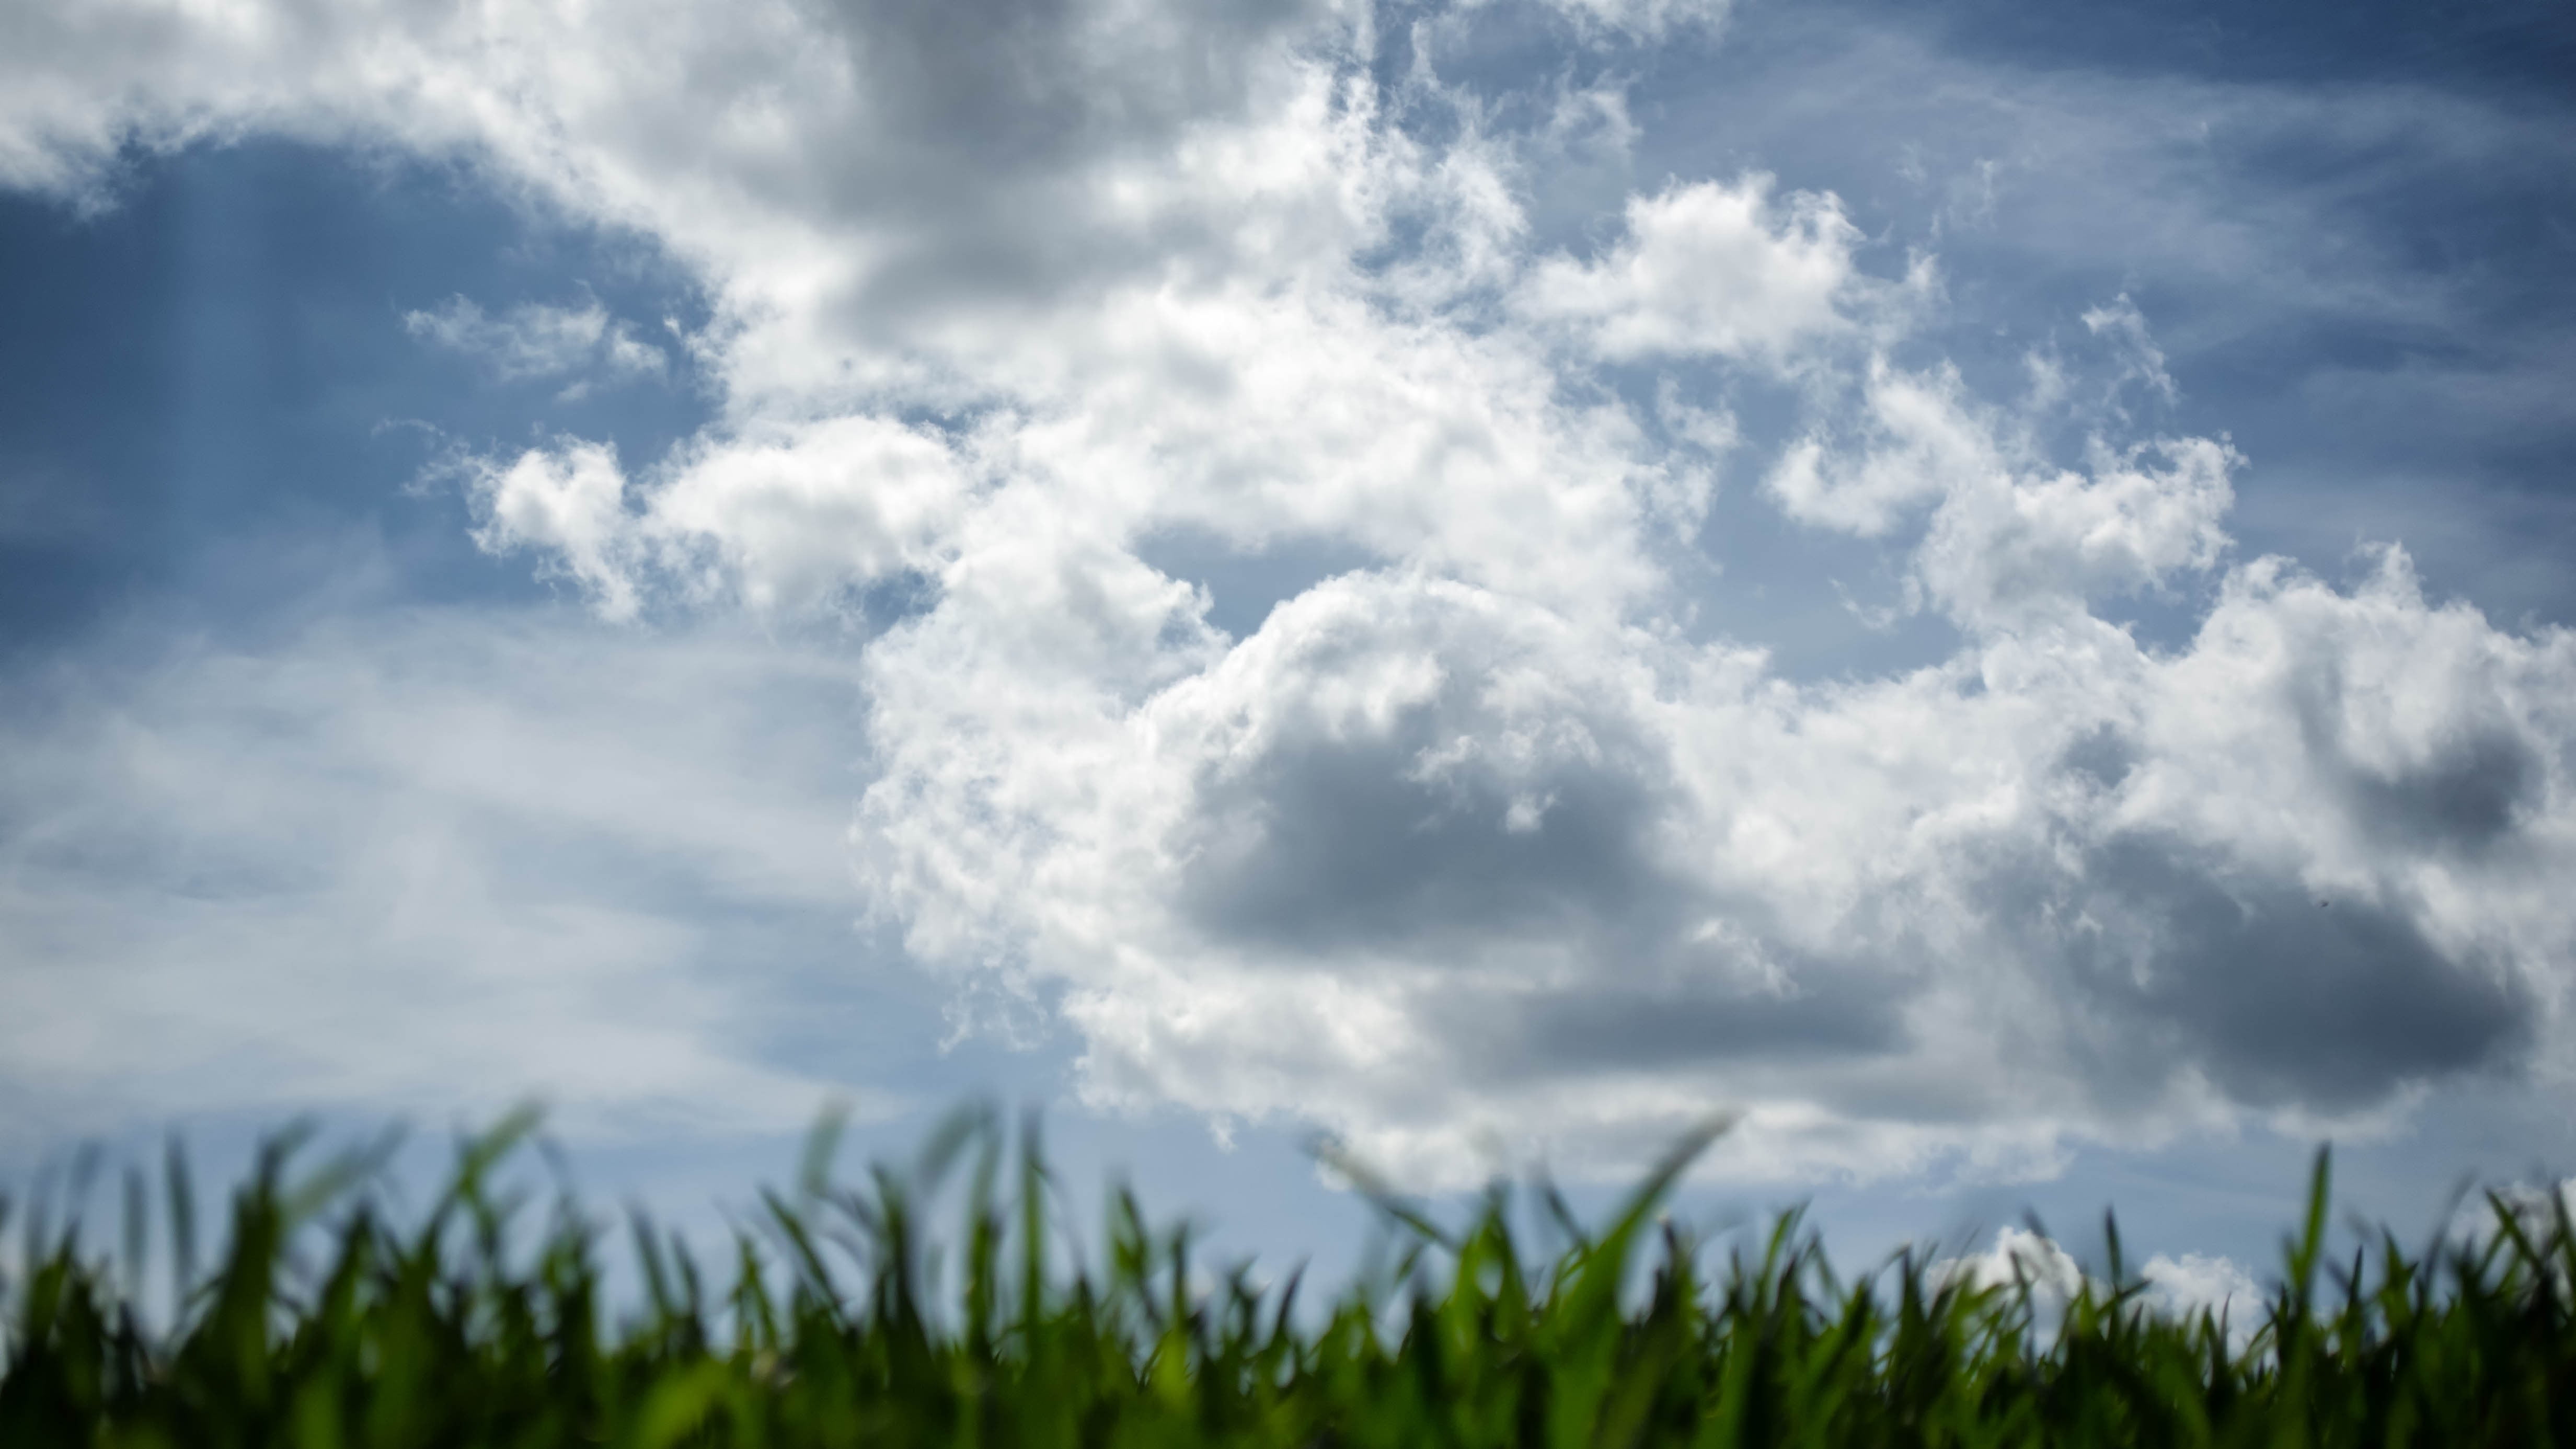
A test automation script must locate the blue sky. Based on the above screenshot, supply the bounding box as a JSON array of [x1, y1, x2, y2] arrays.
[[3, 0, 2573, 1302]]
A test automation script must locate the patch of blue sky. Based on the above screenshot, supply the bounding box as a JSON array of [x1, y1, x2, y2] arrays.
[[0, 140, 984, 1186], [1617, 0, 2576, 633], [0, 138, 714, 656]]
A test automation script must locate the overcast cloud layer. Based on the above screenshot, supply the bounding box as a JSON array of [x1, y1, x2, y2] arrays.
[[4, 0, 2574, 1189]]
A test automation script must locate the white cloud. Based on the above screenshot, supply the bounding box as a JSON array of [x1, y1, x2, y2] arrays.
[[1766, 354, 2234, 630], [2081, 293, 2178, 409], [463, 440, 648, 620], [2141, 1251, 2264, 1327], [5, 0, 2575, 1192], [643, 416, 976, 614], [1916, 434, 2236, 630], [459, 416, 977, 620], [1931, 1228, 2263, 1343], [405, 295, 670, 391], [1930, 1226, 2088, 1304], [1504, 0, 1734, 44], [1767, 359, 1992, 536], [1521, 174, 1873, 364]]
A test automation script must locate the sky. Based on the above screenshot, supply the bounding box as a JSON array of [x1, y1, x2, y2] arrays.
[[2, 0, 2574, 1305]]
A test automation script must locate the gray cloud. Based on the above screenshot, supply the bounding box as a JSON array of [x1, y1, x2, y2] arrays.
[[1166, 635, 1918, 1089], [1466, 970, 1904, 1074], [1178, 694, 1676, 958], [782, 0, 1352, 325], [2329, 723, 2543, 857], [2031, 833, 2533, 1113]]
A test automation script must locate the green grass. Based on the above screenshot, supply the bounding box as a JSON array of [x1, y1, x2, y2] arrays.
[[7, 1106, 2575, 1446]]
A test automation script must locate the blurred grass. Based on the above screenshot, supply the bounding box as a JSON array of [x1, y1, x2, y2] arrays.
[[6, 1104, 2575, 1446]]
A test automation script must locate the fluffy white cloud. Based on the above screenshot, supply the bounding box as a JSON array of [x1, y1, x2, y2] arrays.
[[1521, 175, 1876, 364], [466, 441, 648, 620], [1767, 359, 2234, 630], [464, 416, 976, 619], [850, 533, 2576, 1183], [2141, 1252, 2264, 1327], [7, 0, 2576, 1190], [1931, 1228, 2263, 1341], [1930, 1226, 2089, 1304]]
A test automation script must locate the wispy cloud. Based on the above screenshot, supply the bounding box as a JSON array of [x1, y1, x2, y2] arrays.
[[404, 295, 668, 397], [0, 605, 876, 1142]]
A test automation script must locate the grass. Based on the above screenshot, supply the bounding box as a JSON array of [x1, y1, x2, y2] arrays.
[[7, 1106, 2576, 1446]]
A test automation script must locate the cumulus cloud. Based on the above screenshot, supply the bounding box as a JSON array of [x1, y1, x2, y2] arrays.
[[1929, 1226, 2089, 1304], [2140, 1251, 2264, 1328], [1931, 1228, 2263, 1342], [852, 523, 2576, 1183], [1521, 174, 1877, 364], [1767, 354, 2234, 630], [464, 441, 649, 619], [6, 0, 2576, 1189], [458, 415, 975, 620]]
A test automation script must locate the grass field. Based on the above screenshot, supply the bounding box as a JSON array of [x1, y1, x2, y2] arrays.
[[6, 1107, 2573, 1446]]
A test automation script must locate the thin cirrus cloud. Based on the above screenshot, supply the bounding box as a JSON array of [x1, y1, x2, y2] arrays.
[[0, 0, 2570, 1189]]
